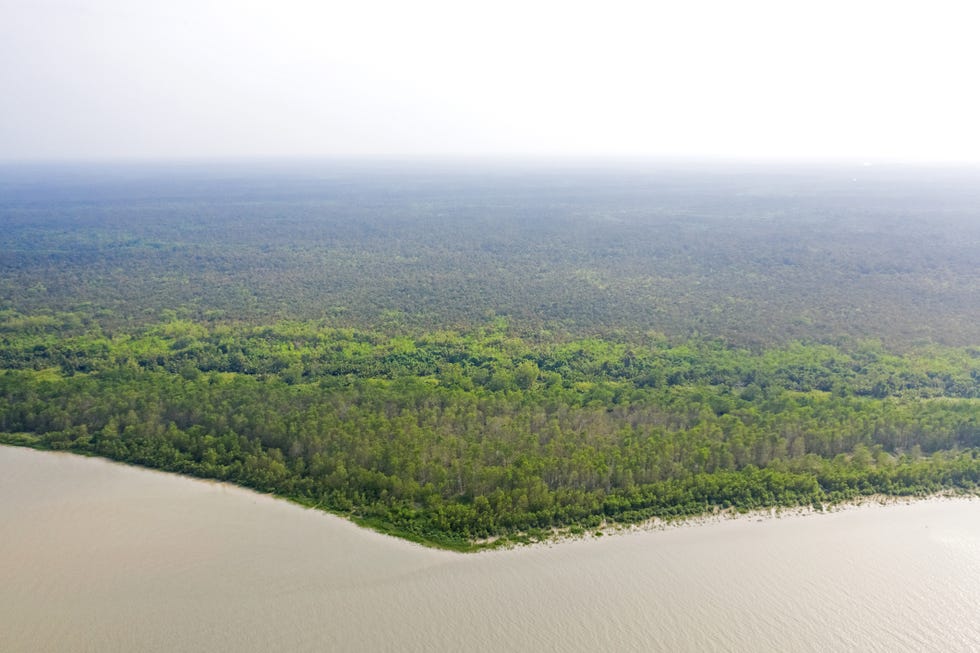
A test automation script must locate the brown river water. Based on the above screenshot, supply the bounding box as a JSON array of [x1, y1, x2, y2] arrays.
[[2, 445, 979, 652]]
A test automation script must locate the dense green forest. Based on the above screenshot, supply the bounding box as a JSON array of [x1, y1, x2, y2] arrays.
[[1, 162, 978, 548]]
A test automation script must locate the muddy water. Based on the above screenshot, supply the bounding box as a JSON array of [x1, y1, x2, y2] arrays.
[[2, 445, 979, 652]]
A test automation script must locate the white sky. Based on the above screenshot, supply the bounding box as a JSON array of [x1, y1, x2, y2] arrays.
[[2, 0, 979, 162]]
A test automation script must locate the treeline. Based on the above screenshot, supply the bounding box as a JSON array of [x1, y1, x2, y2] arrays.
[[2, 314, 978, 548]]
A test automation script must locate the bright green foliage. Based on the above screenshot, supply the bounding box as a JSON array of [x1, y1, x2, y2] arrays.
[[2, 313, 978, 548]]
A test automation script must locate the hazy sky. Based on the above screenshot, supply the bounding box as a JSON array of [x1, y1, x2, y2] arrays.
[[2, 0, 979, 162]]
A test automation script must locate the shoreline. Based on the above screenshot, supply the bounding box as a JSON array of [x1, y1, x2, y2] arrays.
[[3, 441, 978, 554]]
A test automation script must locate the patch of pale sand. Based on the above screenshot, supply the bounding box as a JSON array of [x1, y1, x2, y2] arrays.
[[479, 491, 980, 551]]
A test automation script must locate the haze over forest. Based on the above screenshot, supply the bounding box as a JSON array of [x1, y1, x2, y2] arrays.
[[3, 0, 980, 163]]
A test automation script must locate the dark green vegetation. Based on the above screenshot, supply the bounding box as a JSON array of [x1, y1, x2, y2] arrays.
[[1, 162, 979, 549]]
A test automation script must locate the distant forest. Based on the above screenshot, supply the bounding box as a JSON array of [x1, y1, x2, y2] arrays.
[[2, 161, 978, 345], [1, 161, 978, 548]]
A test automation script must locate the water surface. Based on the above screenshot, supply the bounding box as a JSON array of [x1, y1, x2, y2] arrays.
[[2, 445, 978, 652]]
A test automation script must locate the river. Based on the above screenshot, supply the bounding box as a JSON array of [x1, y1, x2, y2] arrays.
[[2, 445, 978, 652]]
